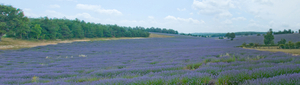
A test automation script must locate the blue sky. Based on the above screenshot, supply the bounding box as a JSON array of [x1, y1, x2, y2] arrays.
[[1, 0, 300, 33]]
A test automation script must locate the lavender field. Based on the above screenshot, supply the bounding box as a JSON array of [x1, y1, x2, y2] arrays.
[[0, 33, 300, 85]]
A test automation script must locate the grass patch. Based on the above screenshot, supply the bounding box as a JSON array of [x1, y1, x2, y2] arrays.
[[150, 61, 159, 65], [244, 48, 300, 55], [185, 63, 203, 70], [148, 33, 173, 38]]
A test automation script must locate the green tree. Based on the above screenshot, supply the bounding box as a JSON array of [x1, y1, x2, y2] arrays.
[[229, 33, 235, 40], [60, 25, 72, 39], [288, 41, 295, 49], [257, 34, 261, 36], [225, 33, 230, 39], [277, 39, 286, 45], [0, 5, 29, 41], [249, 43, 254, 47], [30, 24, 42, 39], [279, 44, 285, 49], [242, 42, 247, 47], [264, 29, 274, 45], [71, 22, 84, 38], [295, 42, 300, 49]]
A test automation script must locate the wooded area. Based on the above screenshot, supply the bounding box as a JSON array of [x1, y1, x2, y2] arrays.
[[2, 5, 182, 41]]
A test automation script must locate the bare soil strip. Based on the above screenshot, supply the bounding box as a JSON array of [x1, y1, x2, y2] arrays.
[[0, 33, 173, 50]]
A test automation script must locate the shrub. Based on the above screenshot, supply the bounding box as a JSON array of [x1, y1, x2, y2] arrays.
[[242, 42, 247, 47], [296, 42, 300, 49], [254, 43, 259, 47], [288, 41, 295, 49], [186, 63, 203, 70], [278, 39, 286, 45], [249, 43, 254, 47], [279, 44, 285, 49]]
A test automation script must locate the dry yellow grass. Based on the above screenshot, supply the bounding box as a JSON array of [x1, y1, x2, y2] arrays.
[[244, 47, 300, 56], [148, 33, 173, 38], [0, 33, 172, 50]]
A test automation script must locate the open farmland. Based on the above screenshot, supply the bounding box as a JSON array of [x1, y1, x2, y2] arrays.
[[0, 33, 300, 85]]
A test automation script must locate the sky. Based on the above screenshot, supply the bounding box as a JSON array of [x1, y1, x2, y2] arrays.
[[1, 0, 300, 33]]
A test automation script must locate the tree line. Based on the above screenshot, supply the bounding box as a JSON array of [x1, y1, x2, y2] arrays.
[[7, 17, 150, 40], [2, 4, 182, 41], [273, 29, 300, 34], [145, 27, 178, 34]]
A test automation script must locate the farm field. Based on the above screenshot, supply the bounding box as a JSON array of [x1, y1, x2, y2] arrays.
[[0, 33, 300, 85]]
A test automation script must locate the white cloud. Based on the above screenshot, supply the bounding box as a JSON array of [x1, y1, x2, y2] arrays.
[[232, 17, 247, 21], [76, 4, 122, 15], [192, 0, 234, 18], [222, 19, 232, 24], [148, 16, 154, 19], [57, 0, 77, 2], [190, 12, 194, 15], [49, 4, 61, 8], [269, 21, 274, 27], [44, 10, 96, 20], [22, 8, 40, 18], [23, 8, 32, 11], [177, 8, 186, 11], [164, 15, 204, 24], [253, 0, 273, 5]]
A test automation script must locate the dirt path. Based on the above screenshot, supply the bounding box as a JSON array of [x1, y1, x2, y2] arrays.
[[0, 33, 173, 50]]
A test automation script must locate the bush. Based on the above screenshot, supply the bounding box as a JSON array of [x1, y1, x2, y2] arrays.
[[296, 42, 300, 49], [242, 42, 247, 47], [257, 34, 261, 36], [278, 39, 286, 45], [254, 43, 259, 47], [249, 43, 254, 47], [288, 41, 295, 49], [279, 44, 285, 49]]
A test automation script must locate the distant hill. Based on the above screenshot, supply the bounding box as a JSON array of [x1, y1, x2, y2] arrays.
[[191, 32, 266, 37]]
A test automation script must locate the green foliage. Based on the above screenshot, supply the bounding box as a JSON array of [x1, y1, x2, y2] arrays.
[[257, 34, 261, 36], [288, 41, 295, 49], [274, 29, 294, 34], [30, 24, 42, 39], [249, 43, 254, 47], [296, 42, 300, 48], [0, 5, 29, 41], [186, 63, 203, 70], [146, 27, 178, 34], [1, 5, 156, 41], [264, 29, 274, 45], [230, 33, 235, 40], [280, 41, 300, 49], [219, 36, 224, 39], [242, 42, 247, 47], [279, 44, 285, 49], [225, 32, 236, 40], [278, 39, 286, 45]]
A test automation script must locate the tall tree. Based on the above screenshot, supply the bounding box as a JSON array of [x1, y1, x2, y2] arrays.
[[225, 33, 230, 39], [229, 33, 235, 40], [30, 24, 42, 39], [0, 5, 28, 41], [264, 29, 274, 45], [60, 25, 72, 39]]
